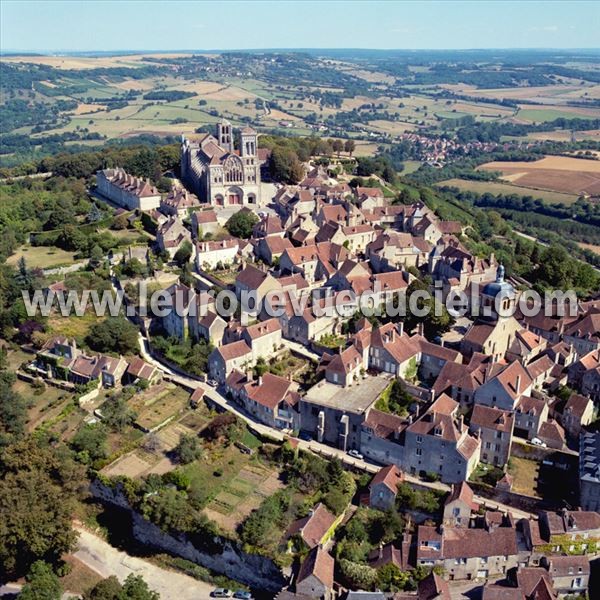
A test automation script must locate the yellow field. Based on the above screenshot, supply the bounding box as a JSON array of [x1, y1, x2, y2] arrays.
[[2, 52, 195, 70], [481, 155, 600, 173], [478, 155, 600, 197], [74, 103, 107, 115]]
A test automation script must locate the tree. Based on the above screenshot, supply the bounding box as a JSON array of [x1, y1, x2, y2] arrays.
[[344, 139, 356, 157], [173, 240, 193, 266], [120, 574, 160, 600], [82, 575, 123, 600], [19, 561, 62, 600], [0, 374, 29, 446], [225, 210, 259, 239], [174, 433, 202, 464], [332, 139, 344, 157], [339, 558, 378, 590], [87, 203, 103, 224], [0, 440, 84, 579], [86, 317, 139, 355], [82, 574, 159, 600], [377, 562, 411, 592], [101, 395, 137, 432], [71, 423, 108, 463], [89, 245, 104, 269], [268, 146, 304, 184]]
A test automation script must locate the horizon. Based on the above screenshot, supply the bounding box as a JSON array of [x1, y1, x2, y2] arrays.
[[3, 47, 600, 56], [2, 1, 600, 53]]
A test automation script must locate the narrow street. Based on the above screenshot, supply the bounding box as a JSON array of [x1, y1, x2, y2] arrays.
[[136, 333, 537, 520]]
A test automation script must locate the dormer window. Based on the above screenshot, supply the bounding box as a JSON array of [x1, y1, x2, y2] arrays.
[[434, 426, 442, 436]]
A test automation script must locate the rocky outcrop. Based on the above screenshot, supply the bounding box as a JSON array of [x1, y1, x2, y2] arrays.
[[90, 479, 287, 592]]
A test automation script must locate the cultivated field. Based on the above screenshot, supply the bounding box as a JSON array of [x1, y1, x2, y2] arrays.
[[478, 155, 600, 196]]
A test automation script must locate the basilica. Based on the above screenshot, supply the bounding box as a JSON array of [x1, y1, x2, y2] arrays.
[[180, 119, 265, 206]]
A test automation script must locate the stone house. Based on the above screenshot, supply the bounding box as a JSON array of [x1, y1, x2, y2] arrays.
[[241, 317, 283, 361], [359, 408, 407, 467], [235, 264, 282, 314], [96, 168, 161, 211], [238, 373, 300, 431], [125, 357, 161, 386], [403, 394, 481, 483], [156, 217, 192, 260], [196, 311, 227, 347], [161, 283, 198, 341], [160, 185, 200, 218], [367, 230, 429, 272], [473, 361, 533, 411], [569, 350, 600, 401], [416, 522, 520, 580], [279, 242, 348, 285], [538, 509, 600, 555], [285, 503, 338, 550], [443, 482, 478, 528], [255, 236, 293, 265], [355, 186, 385, 210], [469, 404, 514, 467], [97, 355, 128, 388], [563, 312, 600, 357], [322, 345, 365, 387], [369, 465, 403, 511], [208, 340, 253, 383], [514, 396, 549, 440], [537, 419, 566, 450], [195, 238, 239, 270], [561, 393, 595, 439], [191, 209, 220, 238], [295, 545, 334, 600], [541, 555, 590, 595]]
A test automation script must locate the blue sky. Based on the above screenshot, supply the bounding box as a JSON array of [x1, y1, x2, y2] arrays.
[[1, 1, 598, 52]]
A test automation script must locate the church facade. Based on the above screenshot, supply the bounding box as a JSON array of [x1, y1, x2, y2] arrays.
[[181, 119, 264, 206]]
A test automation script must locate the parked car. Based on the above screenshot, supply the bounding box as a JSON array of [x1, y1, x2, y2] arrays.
[[207, 378, 218, 387], [298, 431, 313, 442], [531, 437, 547, 448], [233, 592, 253, 600], [347, 449, 364, 460], [211, 590, 233, 598]]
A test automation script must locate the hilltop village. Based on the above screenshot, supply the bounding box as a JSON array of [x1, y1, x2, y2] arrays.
[[13, 120, 600, 599]]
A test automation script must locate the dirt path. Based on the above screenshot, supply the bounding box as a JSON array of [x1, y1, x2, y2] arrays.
[[73, 526, 216, 599]]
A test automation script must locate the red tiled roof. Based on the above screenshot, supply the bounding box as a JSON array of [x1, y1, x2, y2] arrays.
[[471, 405, 514, 433], [243, 372, 293, 410], [217, 340, 252, 362], [445, 481, 477, 511], [297, 545, 334, 589], [363, 408, 407, 440], [370, 465, 403, 494], [286, 503, 337, 549]]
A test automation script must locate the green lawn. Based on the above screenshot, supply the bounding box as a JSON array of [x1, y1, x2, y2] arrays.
[[517, 108, 599, 123], [437, 178, 579, 205], [7, 245, 78, 269]]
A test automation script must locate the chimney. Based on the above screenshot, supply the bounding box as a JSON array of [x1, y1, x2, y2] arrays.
[[258, 375, 263, 386], [398, 321, 404, 337], [390, 328, 396, 343], [515, 375, 521, 393], [378, 542, 384, 560], [417, 322, 424, 337]]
